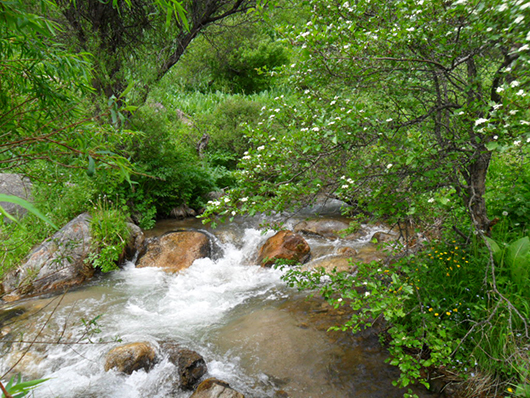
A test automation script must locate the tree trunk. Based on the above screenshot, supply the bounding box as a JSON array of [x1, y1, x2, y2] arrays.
[[461, 146, 492, 233]]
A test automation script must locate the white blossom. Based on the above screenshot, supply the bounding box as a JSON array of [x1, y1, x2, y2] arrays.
[[387, 163, 393, 169], [511, 80, 521, 87], [475, 118, 488, 126], [257, 145, 265, 151]]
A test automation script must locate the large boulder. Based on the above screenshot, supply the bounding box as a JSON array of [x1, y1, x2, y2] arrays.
[[1, 214, 143, 302], [1, 213, 94, 302], [256, 231, 310, 267], [136, 231, 210, 272], [0, 173, 33, 222], [190, 378, 245, 398], [104, 342, 157, 374], [161, 342, 207, 390]]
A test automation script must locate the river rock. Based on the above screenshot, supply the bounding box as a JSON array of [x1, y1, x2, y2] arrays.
[[303, 256, 356, 273], [0, 173, 33, 222], [293, 218, 351, 240], [190, 378, 245, 398], [136, 231, 210, 272], [161, 342, 207, 390], [170, 204, 197, 219], [104, 342, 157, 374], [371, 231, 398, 244], [337, 247, 357, 257], [1, 213, 94, 302], [256, 230, 310, 267], [121, 222, 145, 262]]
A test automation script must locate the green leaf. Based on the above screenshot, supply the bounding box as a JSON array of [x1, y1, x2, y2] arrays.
[[0, 194, 58, 229], [505, 237, 530, 287], [87, 155, 96, 177]]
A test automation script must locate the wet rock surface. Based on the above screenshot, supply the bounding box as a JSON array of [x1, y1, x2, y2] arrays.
[[161, 342, 207, 390], [191, 378, 245, 398], [1, 213, 95, 302], [104, 342, 157, 374], [257, 230, 310, 267], [136, 231, 210, 272], [122, 222, 145, 261]]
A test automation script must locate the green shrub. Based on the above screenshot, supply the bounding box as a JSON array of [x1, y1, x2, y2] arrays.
[[486, 149, 530, 228], [87, 197, 130, 273], [281, 231, 530, 396]]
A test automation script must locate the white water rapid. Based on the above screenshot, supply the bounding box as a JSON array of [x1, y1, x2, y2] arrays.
[[0, 217, 437, 398]]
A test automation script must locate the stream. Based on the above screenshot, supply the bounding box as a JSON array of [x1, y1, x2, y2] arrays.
[[0, 213, 439, 398]]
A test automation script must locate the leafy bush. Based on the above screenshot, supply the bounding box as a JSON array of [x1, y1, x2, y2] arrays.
[[0, 170, 98, 279], [100, 106, 217, 228], [168, 17, 289, 94], [281, 230, 530, 396], [87, 197, 130, 273], [486, 149, 530, 229], [196, 98, 261, 168]]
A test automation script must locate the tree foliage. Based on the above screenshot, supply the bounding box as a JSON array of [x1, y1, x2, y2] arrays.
[[54, 0, 256, 102], [0, 0, 137, 181], [205, 0, 530, 233]]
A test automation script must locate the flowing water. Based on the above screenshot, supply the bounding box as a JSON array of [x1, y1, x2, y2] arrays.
[[0, 215, 439, 398]]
